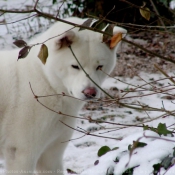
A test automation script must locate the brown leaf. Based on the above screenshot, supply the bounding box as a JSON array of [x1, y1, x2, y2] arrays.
[[110, 33, 122, 49], [13, 40, 27, 48], [91, 19, 107, 31], [79, 18, 93, 31], [161, 95, 175, 100], [67, 169, 77, 174], [139, 7, 150, 21], [94, 160, 99, 165], [18, 46, 31, 60], [38, 44, 48, 65], [103, 24, 114, 43]]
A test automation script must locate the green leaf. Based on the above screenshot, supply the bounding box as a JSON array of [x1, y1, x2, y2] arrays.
[[161, 156, 173, 170], [173, 147, 175, 157], [128, 141, 147, 151], [114, 157, 119, 163], [153, 163, 161, 175], [79, 18, 93, 31], [157, 123, 173, 136], [122, 167, 135, 175], [136, 141, 147, 147], [52, 0, 57, 4], [128, 144, 132, 151], [112, 147, 119, 151], [38, 44, 48, 65], [143, 125, 157, 133], [97, 146, 111, 157], [124, 111, 132, 114]]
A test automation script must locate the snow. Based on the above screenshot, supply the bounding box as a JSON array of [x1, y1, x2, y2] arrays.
[[1, 1, 175, 175], [64, 73, 175, 175]]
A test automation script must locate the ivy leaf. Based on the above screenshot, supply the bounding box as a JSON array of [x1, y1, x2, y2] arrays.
[[153, 163, 161, 175], [18, 46, 31, 60], [38, 44, 48, 65], [157, 123, 173, 136], [79, 18, 93, 31], [13, 40, 27, 48], [97, 146, 111, 157], [110, 33, 122, 49], [143, 125, 157, 133]]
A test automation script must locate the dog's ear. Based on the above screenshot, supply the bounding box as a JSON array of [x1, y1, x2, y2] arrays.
[[113, 26, 127, 38], [112, 26, 127, 52], [55, 31, 75, 49]]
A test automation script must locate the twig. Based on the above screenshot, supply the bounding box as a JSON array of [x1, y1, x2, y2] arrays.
[[0, 14, 37, 25], [149, 0, 166, 29], [34, 0, 39, 10], [122, 38, 175, 64], [154, 64, 175, 84]]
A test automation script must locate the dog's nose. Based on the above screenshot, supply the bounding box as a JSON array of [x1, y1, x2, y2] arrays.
[[82, 87, 97, 98]]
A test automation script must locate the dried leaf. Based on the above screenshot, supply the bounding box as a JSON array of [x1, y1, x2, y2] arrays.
[[13, 40, 27, 48], [18, 46, 31, 60], [139, 7, 150, 21], [79, 18, 93, 31], [66, 169, 77, 174], [110, 33, 122, 49], [103, 24, 114, 43], [94, 160, 99, 165], [91, 19, 107, 31], [38, 44, 48, 65], [161, 95, 175, 100]]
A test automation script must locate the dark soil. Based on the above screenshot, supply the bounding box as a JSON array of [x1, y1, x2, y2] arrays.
[[113, 31, 175, 78]]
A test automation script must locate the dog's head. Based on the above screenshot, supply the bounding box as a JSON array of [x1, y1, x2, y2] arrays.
[[44, 20, 127, 100]]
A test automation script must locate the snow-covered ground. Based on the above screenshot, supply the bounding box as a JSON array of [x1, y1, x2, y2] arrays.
[[64, 73, 175, 175], [0, 1, 175, 175]]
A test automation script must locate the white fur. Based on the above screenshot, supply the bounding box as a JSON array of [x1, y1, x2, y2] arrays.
[[0, 18, 127, 175]]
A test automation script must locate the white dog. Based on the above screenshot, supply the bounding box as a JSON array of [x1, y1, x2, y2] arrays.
[[0, 18, 126, 175]]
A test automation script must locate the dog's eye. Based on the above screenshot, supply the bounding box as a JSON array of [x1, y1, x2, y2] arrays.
[[96, 65, 103, 71], [71, 65, 80, 70]]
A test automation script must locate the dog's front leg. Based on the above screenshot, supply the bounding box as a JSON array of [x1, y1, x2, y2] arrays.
[[4, 146, 38, 175], [36, 138, 68, 175]]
